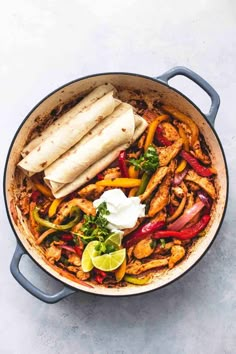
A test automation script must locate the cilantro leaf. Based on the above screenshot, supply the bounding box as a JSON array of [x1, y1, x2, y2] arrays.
[[129, 145, 159, 173], [79, 202, 110, 243]]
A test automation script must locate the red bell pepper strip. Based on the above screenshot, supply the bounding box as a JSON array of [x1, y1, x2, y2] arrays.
[[93, 269, 107, 284], [155, 126, 172, 146], [180, 150, 213, 177], [118, 150, 129, 178], [61, 233, 73, 242], [152, 214, 210, 240], [74, 245, 83, 258], [97, 173, 104, 180], [31, 190, 42, 203], [123, 221, 165, 248]]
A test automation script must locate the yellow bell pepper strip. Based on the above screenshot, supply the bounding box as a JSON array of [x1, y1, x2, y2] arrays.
[[176, 125, 190, 173], [32, 178, 53, 198], [144, 114, 169, 151], [115, 258, 127, 282], [178, 125, 189, 151], [48, 198, 64, 218], [128, 165, 139, 179], [128, 187, 138, 197], [96, 178, 141, 188], [162, 105, 199, 145], [136, 172, 150, 196], [167, 194, 187, 223], [124, 274, 152, 285], [33, 206, 82, 231]]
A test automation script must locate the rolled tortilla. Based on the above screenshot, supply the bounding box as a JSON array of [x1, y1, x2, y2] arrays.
[[21, 84, 115, 157], [45, 105, 135, 190], [49, 111, 148, 198], [53, 144, 129, 198], [18, 91, 120, 175], [46, 103, 132, 192]]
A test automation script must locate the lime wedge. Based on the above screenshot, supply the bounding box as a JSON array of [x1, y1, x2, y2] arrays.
[[91, 248, 126, 272], [104, 232, 122, 248], [81, 241, 100, 272]]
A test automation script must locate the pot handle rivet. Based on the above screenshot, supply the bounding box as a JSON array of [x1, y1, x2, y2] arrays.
[[155, 66, 220, 126], [10, 242, 75, 303]]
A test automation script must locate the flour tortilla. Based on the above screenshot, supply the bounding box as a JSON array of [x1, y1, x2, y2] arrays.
[[47, 108, 148, 198], [44, 104, 136, 191], [21, 84, 115, 157], [18, 91, 120, 175], [45, 103, 132, 192]]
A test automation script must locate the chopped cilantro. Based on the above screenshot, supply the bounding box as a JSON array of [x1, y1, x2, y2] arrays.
[[80, 202, 110, 243], [129, 145, 159, 173]]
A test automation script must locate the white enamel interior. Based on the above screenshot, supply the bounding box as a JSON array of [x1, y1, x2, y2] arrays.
[[4, 73, 228, 296]]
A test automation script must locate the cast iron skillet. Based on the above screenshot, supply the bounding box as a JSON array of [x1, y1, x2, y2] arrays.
[[4, 67, 228, 303]]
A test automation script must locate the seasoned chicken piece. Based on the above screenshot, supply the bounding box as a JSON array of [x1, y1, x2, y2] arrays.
[[45, 245, 62, 264], [143, 109, 159, 124], [186, 181, 200, 192], [126, 258, 169, 275], [139, 166, 168, 201], [168, 245, 186, 269], [161, 122, 179, 141], [172, 186, 185, 199], [103, 167, 121, 180], [127, 246, 135, 262], [67, 266, 80, 273], [54, 198, 96, 224], [76, 269, 90, 281], [148, 169, 172, 217], [19, 190, 30, 215], [133, 237, 154, 259], [154, 241, 174, 255], [78, 184, 105, 200], [67, 264, 90, 280], [185, 192, 195, 210], [137, 134, 146, 149], [185, 170, 216, 198], [72, 220, 84, 234], [151, 210, 167, 223], [68, 254, 81, 266], [156, 138, 183, 166], [192, 140, 211, 165]]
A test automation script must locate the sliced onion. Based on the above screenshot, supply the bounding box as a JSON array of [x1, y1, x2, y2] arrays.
[[197, 190, 212, 213], [59, 245, 76, 253], [173, 167, 189, 186], [167, 201, 205, 231]]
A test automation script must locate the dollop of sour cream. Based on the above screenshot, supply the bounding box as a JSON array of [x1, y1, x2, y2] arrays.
[[93, 189, 145, 231]]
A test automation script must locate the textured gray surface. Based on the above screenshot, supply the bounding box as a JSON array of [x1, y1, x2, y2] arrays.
[[0, 1, 236, 353]]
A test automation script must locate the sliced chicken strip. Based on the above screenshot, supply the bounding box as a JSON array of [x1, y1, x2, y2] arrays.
[[168, 245, 186, 269], [126, 258, 169, 275], [156, 138, 183, 166], [161, 122, 179, 142], [185, 170, 216, 199], [148, 168, 172, 217], [192, 140, 211, 165], [139, 166, 168, 202]]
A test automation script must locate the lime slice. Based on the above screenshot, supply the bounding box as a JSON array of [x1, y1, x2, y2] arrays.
[[81, 241, 100, 272], [104, 232, 122, 248], [91, 248, 126, 272]]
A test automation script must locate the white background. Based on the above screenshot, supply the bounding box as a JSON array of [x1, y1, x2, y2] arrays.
[[1, 1, 236, 353]]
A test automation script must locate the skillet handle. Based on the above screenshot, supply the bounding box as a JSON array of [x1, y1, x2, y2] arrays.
[[10, 242, 76, 304], [156, 66, 220, 126]]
